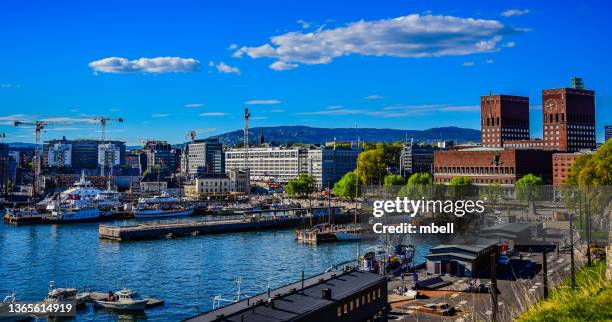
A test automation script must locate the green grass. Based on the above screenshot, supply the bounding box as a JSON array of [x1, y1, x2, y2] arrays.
[[518, 260, 612, 322]]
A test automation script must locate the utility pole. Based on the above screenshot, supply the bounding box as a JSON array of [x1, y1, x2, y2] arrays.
[[543, 230, 549, 299], [244, 107, 250, 196], [586, 190, 592, 266], [570, 212, 576, 289], [490, 252, 498, 322]]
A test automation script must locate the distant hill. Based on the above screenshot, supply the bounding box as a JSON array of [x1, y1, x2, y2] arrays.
[[209, 126, 480, 146]]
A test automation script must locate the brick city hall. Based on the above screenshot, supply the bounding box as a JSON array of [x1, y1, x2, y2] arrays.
[[434, 78, 596, 185]]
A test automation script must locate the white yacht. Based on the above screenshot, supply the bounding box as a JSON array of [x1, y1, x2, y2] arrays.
[[134, 192, 193, 218], [46, 172, 122, 212]]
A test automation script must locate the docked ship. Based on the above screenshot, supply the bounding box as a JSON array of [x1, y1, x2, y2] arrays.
[[46, 204, 110, 223], [133, 192, 193, 218], [45, 172, 122, 212]]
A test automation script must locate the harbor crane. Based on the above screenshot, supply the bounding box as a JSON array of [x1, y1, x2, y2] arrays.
[[94, 116, 124, 176], [14, 119, 89, 197]]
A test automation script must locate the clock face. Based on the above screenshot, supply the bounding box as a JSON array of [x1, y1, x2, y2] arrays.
[[544, 99, 557, 112]]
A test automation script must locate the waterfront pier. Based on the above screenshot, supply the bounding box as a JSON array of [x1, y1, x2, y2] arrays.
[[99, 207, 347, 241]]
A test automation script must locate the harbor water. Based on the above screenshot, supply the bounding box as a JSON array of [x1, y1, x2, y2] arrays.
[[0, 217, 431, 321]]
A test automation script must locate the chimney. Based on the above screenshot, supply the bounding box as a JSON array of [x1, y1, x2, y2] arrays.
[[321, 288, 332, 300]]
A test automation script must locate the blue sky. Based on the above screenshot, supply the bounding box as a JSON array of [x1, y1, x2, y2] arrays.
[[0, 0, 610, 144]]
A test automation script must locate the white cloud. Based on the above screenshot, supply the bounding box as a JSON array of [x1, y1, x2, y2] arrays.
[[234, 14, 524, 70], [210, 61, 241, 75], [193, 128, 217, 133], [269, 109, 285, 113], [89, 56, 200, 74], [297, 19, 312, 29], [325, 105, 344, 109], [245, 100, 281, 105], [151, 113, 170, 118], [252, 116, 269, 120], [0, 114, 34, 121], [200, 112, 228, 116], [503, 41, 516, 48], [185, 103, 204, 108], [227, 43, 238, 50], [365, 95, 384, 100], [270, 61, 299, 71], [485, 59, 494, 64], [462, 61, 475, 67], [501, 9, 530, 17]]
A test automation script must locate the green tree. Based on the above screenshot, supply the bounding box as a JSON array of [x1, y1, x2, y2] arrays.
[[333, 171, 360, 199], [356, 149, 387, 185], [399, 172, 432, 198], [383, 174, 405, 194], [448, 176, 475, 199], [566, 139, 612, 186], [481, 181, 503, 205], [285, 173, 316, 198], [515, 174, 544, 209], [406, 172, 433, 186]]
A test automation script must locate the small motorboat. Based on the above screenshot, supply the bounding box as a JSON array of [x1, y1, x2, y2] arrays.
[[44, 281, 88, 308], [94, 289, 148, 311]]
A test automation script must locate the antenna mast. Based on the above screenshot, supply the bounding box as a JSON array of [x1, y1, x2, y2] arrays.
[[244, 107, 250, 195]]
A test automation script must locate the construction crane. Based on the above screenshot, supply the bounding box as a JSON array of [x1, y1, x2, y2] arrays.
[[14, 119, 88, 198], [186, 130, 197, 143], [94, 116, 124, 176]]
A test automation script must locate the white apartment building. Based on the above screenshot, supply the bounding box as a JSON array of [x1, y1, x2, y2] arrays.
[[225, 147, 302, 182]]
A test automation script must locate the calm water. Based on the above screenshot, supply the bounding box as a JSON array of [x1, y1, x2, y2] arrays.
[[0, 216, 430, 321]]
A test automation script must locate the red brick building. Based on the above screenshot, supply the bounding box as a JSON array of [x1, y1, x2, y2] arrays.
[[542, 88, 596, 151], [433, 147, 553, 185], [552, 151, 593, 186], [481, 95, 530, 148]]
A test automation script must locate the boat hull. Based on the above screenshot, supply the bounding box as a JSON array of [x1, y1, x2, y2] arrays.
[[94, 300, 147, 311]]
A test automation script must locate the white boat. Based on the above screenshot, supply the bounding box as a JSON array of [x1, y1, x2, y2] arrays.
[[93, 289, 148, 311], [46, 172, 122, 212], [44, 281, 88, 307], [133, 192, 193, 218]]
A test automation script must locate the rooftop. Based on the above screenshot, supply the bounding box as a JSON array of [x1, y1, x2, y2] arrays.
[[430, 238, 497, 254], [185, 269, 385, 322]]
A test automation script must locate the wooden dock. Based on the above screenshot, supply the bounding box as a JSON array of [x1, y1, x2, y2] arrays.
[[100, 213, 349, 241], [3, 213, 44, 225]]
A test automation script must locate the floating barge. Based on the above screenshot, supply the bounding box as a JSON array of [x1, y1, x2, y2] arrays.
[[100, 207, 347, 241]]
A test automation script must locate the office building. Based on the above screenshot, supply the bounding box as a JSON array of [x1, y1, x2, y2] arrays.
[[225, 143, 360, 186], [399, 143, 435, 178], [605, 125, 612, 142], [186, 269, 388, 322], [188, 138, 224, 175], [225, 147, 302, 182], [552, 151, 593, 186], [142, 140, 177, 175], [303, 142, 360, 187], [42, 138, 126, 174]]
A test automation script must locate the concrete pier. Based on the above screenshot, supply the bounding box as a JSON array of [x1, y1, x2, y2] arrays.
[[100, 207, 348, 241]]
